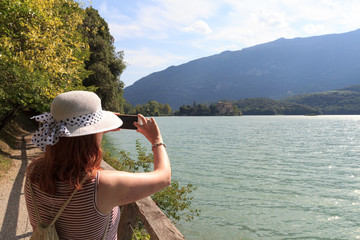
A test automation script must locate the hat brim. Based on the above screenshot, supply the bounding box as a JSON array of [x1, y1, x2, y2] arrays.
[[65, 111, 123, 137]]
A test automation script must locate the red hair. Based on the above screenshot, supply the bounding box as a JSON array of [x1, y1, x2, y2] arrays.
[[28, 134, 103, 194]]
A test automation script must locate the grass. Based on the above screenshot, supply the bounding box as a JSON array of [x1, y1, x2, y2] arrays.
[[0, 152, 12, 179]]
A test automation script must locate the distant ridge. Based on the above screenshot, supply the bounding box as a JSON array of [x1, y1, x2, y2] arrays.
[[283, 84, 360, 114], [124, 29, 360, 109]]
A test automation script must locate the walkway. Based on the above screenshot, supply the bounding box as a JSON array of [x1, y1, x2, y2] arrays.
[[0, 133, 40, 240]]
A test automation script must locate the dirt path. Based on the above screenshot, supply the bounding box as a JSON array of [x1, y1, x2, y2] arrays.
[[0, 133, 41, 240]]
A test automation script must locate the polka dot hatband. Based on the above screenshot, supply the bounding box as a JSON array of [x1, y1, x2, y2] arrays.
[[31, 110, 104, 151]]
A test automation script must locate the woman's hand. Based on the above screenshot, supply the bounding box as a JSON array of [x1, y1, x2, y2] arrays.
[[134, 114, 163, 144], [98, 114, 171, 211]]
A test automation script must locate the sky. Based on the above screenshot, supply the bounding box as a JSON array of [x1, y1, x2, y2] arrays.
[[88, 0, 360, 87]]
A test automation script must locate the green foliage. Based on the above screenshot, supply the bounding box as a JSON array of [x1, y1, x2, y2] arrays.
[[152, 181, 200, 222], [283, 85, 360, 114], [0, 0, 90, 126], [131, 222, 150, 240], [0, 1, 127, 130], [123, 100, 136, 115], [175, 101, 241, 116], [233, 98, 322, 115], [103, 140, 200, 223], [102, 150, 135, 172], [173, 85, 360, 116], [126, 100, 173, 116], [102, 141, 153, 173], [176, 104, 211, 116], [82, 7, 126, 112]]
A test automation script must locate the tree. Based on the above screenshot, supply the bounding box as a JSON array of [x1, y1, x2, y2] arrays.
[[125, 101, 173, 116], [144, 100, 161, 116], [0, 0, 90, 129], [82, 7, 126, 112], [233, 98, 321, 115], [162, 104, 172, 115]]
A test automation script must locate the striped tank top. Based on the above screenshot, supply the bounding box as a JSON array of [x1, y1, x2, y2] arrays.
[[24, 171, 120, 240]]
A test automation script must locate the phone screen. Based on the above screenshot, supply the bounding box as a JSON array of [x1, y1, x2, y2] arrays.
[[118, 115, 138, 130]]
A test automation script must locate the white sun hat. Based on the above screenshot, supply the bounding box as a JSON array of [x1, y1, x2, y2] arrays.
[[31, 91, 123, 151]]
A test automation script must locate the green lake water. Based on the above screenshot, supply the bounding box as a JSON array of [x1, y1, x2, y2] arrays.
[[104, 115, 360, 240]]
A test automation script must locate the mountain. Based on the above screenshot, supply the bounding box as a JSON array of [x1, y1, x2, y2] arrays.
[[124, 29, 360, 109]]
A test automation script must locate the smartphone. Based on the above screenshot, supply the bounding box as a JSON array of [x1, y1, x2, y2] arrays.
[[118, 114, 138, 130]]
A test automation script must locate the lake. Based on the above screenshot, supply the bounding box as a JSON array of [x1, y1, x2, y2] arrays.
[[103, 115, 360, 240]]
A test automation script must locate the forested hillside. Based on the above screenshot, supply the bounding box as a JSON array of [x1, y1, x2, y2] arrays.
[[173, 84, 360, 116], [283, 85, 360, 114], [232, 98, 321, 115]]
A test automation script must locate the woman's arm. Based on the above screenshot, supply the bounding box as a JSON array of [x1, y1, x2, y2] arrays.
[[97, 115, 171, 213]]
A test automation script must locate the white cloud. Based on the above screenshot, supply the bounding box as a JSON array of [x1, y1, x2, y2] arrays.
[[97, 0, 219, 40], [182, 20, 212, 34], [120, 47, 190, 86], [302, 24, 325, 35], [108, 23, 143, 39], [197, 0, 360, 49], [124, 48, 187, 69], [98, 0, 360, 43], [252, 9, 290, 29], [151, 0, 217, 24]]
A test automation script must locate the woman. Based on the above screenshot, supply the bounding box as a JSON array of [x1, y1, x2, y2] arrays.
[[25, 91, 171, 239]]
